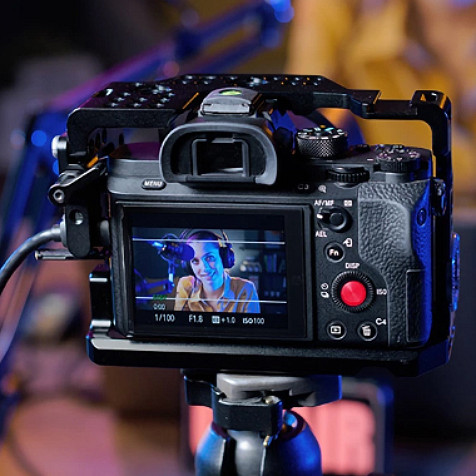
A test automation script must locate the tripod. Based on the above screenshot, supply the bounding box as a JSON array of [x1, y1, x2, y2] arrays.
[[183, 371, 342, 476]]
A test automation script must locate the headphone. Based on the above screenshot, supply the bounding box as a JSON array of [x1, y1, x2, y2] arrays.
[[179, 229, 235, 274]]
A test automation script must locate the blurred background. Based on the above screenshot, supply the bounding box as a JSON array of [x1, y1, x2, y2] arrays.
[[0, 1, 474, 475]]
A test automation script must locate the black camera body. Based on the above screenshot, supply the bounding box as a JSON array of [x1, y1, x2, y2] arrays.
[[49, 74, 459, 376]]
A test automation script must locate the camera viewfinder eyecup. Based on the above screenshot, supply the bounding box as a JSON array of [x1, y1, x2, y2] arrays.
[[159, 122, 278, 185]]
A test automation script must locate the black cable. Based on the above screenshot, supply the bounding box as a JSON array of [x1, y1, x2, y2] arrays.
[[0, 225, 62, 296], [0, 225, 90, 476], [0, 225, 62, 366]]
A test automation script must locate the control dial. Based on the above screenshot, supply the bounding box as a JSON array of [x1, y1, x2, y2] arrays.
[[297, 126, 348, 158], [331, 271, 374, 312], [376, 145, 422, 173], [327, 167, 370, 184]]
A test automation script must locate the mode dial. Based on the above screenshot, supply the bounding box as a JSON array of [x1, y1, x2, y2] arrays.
[[376, 145, 421, 173], [296, 126, 348, 158]]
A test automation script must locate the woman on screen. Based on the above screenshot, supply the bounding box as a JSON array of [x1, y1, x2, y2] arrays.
[[174, 230, 260, 313]]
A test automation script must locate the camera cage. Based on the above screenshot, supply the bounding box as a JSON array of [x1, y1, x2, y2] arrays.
[[49, 74, 455, 376]]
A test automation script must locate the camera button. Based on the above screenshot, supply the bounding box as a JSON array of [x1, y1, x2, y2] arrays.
[[357, 322, 378, 341], [327, 321, 347, 340], [340, 280, 367, 307], [331, 272, 375, 312], [325, 244, 344, 262], [316, 206, 352, 232]]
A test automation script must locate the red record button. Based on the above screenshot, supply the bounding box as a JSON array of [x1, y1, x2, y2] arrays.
[[340, 280, 367, 307]]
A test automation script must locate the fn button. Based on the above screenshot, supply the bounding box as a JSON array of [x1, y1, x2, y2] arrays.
[[325, 243, 345, 262]]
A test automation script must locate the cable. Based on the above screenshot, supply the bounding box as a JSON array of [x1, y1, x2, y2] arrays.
[[0, 225, 62, 367], [0, 226, 62, 296], [0, 226, 62, 475]]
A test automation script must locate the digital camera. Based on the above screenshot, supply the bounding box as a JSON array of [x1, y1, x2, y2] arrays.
[[48, 74, 459, 376]]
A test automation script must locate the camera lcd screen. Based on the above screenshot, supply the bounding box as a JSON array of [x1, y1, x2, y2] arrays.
[[125, 206, 308, 340]]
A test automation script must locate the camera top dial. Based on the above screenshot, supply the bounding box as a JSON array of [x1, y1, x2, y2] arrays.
[[375, 144, 422, 173], [296, 125, 348, 158]]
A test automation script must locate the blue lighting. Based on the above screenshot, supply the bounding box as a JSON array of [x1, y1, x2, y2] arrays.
[[268, 0, 290, 12], [268, 0, 294, 23], [31, 130, 48, 147], [451, 0, 476, 7], [52, 160, 59, 176]]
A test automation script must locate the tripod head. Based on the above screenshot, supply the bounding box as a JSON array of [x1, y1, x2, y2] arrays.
[[184, 371, 342, 476]]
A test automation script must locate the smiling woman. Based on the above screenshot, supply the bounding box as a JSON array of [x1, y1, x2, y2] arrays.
[[174, 230, 260, 313]]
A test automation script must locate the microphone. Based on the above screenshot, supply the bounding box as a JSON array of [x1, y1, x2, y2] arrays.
[[152, 238, 194, 262]]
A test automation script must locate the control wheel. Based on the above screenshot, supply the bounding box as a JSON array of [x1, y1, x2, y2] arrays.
[[327, 167, 370, 184], [331, 271, 374, 312], [296, 126, 348, 158]]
